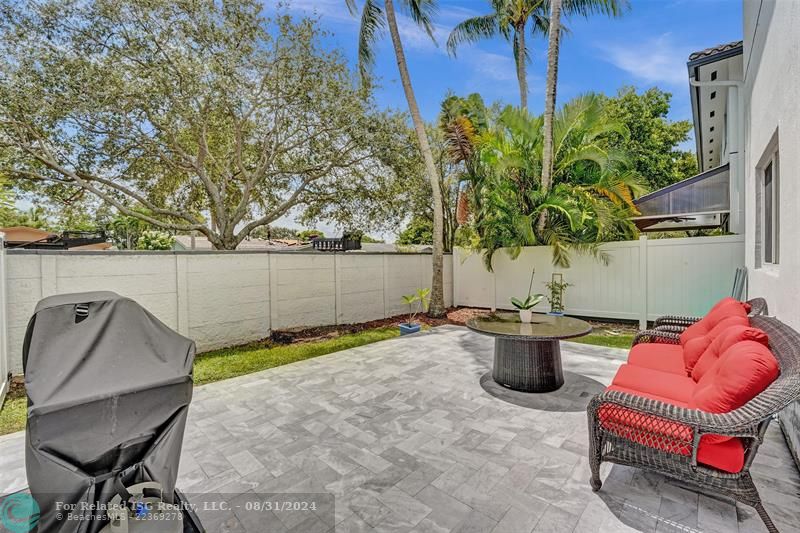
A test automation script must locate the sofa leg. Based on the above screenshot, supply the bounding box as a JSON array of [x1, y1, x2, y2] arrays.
[[587, 411, 603, 491], [754, 502, 779, 533]]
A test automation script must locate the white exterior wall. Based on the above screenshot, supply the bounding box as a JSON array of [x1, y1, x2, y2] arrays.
[[743, 0, 800, 329], [4, 251, 452, 374], [454, 235, 745, 324]]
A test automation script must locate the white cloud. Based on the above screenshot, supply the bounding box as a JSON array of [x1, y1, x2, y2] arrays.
[[596, 33, 694, 86], [468, 50, 518, 83]]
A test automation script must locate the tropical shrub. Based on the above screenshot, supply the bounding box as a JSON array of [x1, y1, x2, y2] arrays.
[[446, 93, 646, 269]]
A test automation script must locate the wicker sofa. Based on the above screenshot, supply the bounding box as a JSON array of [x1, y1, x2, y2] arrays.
[[587, 298, 800, 532]]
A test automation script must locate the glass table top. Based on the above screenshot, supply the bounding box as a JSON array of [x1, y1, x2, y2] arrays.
[[466, 312, 592, 340]]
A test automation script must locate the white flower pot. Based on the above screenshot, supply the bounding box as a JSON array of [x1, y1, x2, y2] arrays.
[[519, 309, 533, 323]]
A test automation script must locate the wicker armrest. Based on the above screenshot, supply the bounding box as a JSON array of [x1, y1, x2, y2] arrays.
[[589, 390, 764, 438], [653, 324, 685, 333], [653, 315, 701, 328], [632, 330, 680, 346]]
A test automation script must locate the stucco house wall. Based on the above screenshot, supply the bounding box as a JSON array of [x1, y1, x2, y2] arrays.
[[743, 0, 800, 330]]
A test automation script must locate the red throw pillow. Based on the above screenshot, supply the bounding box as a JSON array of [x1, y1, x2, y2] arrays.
[[692, 326, 769, 382], [680, 299, 749, 345], [682, 316, 749, 373], [690, 341, 779, 443]]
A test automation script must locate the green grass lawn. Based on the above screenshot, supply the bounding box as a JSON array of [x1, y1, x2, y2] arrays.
[[0, 326, 401, 437], [0, 395, 25, 436], [571, 331, 635, 349], [0, 322, 633, 437], [193, 326, 399, 385]]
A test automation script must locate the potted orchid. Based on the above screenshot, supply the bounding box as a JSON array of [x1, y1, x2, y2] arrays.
[[511, 268, 544, 323]]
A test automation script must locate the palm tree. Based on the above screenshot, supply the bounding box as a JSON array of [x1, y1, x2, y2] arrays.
[[346, 0, 447, 317], [447, 1, 547, 110], [540, 0, 627, 230], [470, 94, 646, 269], [447, 0, 625, 111], [539, 0, 563, 203]]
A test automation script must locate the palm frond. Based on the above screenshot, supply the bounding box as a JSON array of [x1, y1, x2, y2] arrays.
[[355, 0, 386, 82], [404, 0, 439, 44], [446, 14, 500, 56], [562, 0, 629, 18]]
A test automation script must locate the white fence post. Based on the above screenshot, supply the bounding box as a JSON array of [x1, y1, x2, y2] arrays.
[[0, 235, 7, 404], [175, 255, 189, 337], [268, 253, 279, 331], [639, 235, 649, 330]]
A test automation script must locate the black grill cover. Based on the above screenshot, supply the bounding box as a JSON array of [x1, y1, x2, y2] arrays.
[[23, 292, 195, 533]]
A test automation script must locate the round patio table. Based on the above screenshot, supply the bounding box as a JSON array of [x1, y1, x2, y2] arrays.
[[466, 312, 592, 393]]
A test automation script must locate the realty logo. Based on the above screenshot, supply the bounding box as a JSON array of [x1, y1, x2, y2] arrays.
[[0, 493, 40, 533]]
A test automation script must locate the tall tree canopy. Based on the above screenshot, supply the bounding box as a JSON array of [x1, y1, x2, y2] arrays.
[[601, 87, 698, 190], [0, 0, 411, 249]]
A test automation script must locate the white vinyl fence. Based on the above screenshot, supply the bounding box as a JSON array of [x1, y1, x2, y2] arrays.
[[2, 249, 452, 375], [454, 235, 746, 328]]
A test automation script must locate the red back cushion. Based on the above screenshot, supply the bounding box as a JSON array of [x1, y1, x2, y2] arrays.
[[680, 299, 750, 345], [690, 341, 779, 443], [692, 326, 770, 382], [682, 316, 750, 374]]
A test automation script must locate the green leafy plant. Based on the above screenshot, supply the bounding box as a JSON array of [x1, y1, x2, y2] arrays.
[[545, 276, 573, 313], [401, 288, 431, 325], [510, 268, 544, 310], [136, 230, 175, 250]]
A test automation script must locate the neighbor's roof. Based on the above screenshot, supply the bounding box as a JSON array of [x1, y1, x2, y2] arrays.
[[688, 40, 743, 62]]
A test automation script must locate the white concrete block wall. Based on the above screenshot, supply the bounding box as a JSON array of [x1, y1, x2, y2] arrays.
[[3, 251, 452, 374], [337, 254, 384, 324], [271, 253, 336, 329], [185, 254, 270, 351]]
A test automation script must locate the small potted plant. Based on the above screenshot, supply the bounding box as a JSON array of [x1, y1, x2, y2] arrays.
[[545, 273, 572, 316], [511, 268, 544, 323], [400, 288, 430, 335]]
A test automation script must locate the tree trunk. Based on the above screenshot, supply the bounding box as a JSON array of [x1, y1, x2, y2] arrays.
[[516, 25, 528, 111], [538, 0, 563, 231], [384, 0, 446, 317]]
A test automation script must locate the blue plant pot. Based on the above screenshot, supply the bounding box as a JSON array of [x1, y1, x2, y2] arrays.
[[399, 323, 421, 335], [547, 311, 565, 316]]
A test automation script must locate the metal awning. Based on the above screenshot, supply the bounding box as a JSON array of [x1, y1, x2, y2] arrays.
[[633, 163, 730, 231]]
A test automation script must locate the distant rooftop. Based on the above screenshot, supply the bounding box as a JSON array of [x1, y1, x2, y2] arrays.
[[173, 234, 309, 251]]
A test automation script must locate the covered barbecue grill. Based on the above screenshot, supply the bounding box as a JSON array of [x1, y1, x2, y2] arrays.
[[22, 292, 202, 532]]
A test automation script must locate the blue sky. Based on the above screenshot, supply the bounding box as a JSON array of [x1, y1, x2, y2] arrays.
[[272, 0, 742, 238], [280, 0, 742, 127]]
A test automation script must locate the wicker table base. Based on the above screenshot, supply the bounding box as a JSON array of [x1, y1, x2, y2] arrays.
[[492, 338, 564, 392]]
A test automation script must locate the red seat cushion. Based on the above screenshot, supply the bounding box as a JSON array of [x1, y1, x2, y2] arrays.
[[692, 326, 770, 382], [679, 298, 750, 345], [627, 343, 686, 375], [611, 364, 696, 404], [682, 316, 750, 374], [600, 385, 745, 473]]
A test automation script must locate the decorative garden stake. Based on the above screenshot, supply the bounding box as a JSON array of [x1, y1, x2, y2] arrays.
[[545, 273, 572, 316], [511, 268, 544, 323]]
